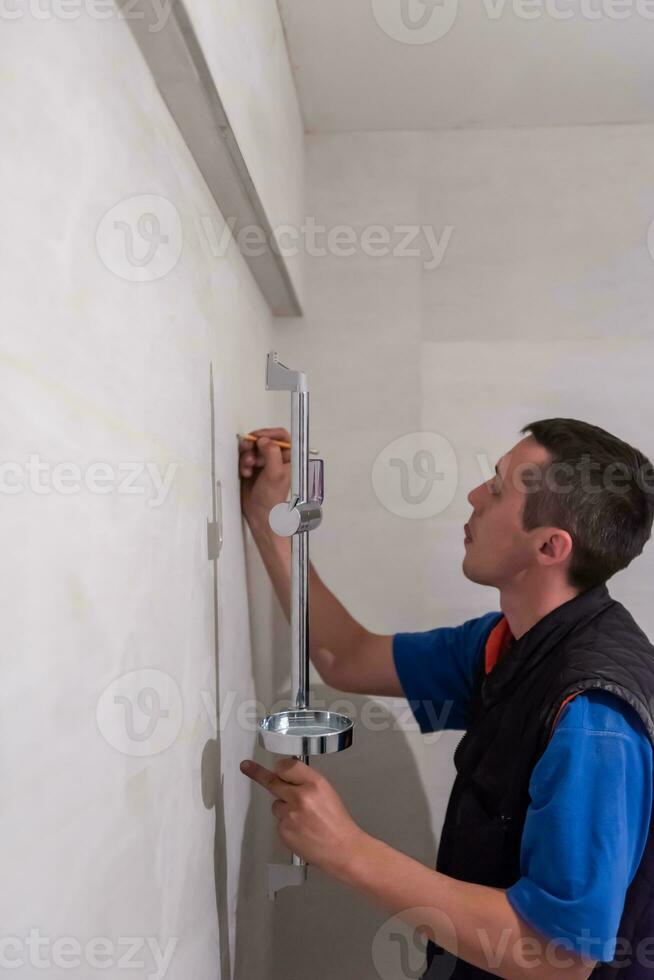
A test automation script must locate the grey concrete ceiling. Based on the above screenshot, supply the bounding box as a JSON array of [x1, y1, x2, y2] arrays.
[[277, 0, 654, 131]]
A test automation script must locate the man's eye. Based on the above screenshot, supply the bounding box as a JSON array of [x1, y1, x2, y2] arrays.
[[491, 481, 501, 495]]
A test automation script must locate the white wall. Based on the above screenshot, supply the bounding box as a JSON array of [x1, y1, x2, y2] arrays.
[[272, 125, 654, 916], [1, 4, 303, 979]]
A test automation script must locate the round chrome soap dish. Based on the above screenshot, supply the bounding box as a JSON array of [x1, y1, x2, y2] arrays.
[[258, 708, 354, 756]]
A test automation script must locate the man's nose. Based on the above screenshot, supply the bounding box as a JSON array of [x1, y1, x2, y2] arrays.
[[467, 483, 484, 508]]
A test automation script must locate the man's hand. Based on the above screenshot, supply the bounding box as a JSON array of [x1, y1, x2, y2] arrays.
[[240, 757, 366, 875], [240, 759, 596, 980], [239, 428, 291, 528]]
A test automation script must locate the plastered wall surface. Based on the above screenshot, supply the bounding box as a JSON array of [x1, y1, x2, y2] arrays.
[[1, 5, 303, 979]]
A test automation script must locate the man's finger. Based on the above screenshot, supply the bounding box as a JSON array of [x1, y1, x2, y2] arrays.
[[240, 760, 293, 799], [274, 756, 320, 785]]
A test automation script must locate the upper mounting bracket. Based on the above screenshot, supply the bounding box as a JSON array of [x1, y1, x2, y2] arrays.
[[265, 351, 307, 394]]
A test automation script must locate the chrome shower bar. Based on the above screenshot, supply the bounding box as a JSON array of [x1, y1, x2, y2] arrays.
[[258, 351, 354, 899]]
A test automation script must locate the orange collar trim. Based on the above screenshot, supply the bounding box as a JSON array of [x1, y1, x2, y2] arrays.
[[483, 615, 581, 735], [484, 616, 514, 674]]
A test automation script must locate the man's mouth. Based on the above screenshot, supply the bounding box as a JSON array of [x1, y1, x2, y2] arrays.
[[464, 523, 473, 543]]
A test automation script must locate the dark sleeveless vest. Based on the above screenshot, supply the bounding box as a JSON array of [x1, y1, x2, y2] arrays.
[[424, 583, 654, 980]]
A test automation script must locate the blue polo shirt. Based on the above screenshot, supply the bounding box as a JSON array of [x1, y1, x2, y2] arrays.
[[393, 611, 653, 963]]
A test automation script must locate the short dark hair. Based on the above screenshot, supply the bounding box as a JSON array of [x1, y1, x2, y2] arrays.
[[519, 418, 654, 591]]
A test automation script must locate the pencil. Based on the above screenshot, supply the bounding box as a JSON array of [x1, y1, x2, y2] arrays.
[[239, 433, 320, 454]]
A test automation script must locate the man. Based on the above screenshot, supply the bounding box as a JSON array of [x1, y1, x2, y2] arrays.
[[238, 418, 654, 980]]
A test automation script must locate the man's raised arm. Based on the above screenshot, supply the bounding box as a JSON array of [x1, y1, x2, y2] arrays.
[[239, 428, 402, 697]]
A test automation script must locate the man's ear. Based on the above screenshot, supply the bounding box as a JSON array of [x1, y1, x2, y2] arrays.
[[538, 528, 573, 565]]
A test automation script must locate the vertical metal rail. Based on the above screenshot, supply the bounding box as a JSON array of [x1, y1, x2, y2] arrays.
[[290, 388, 310, 713], [291, 388, 310, 867], [266, 355, 311, 873], [261, 351, 353, 898]]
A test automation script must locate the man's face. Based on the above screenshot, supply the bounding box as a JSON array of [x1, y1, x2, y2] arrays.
[[462, 435, 554, 588]]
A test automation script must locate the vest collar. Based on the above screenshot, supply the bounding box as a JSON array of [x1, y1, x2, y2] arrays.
[[482, 582, 614, 706]]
